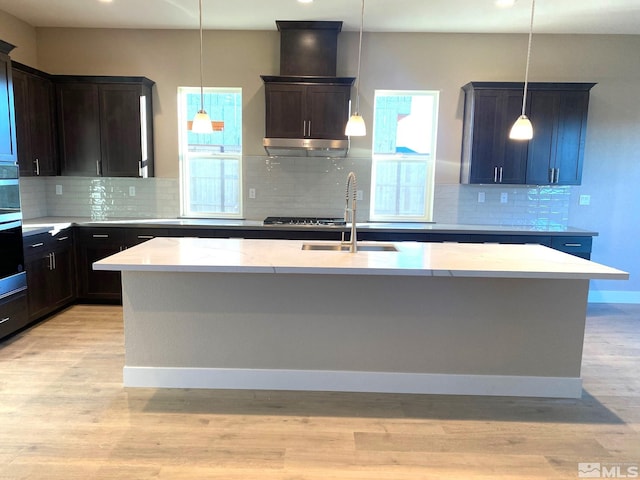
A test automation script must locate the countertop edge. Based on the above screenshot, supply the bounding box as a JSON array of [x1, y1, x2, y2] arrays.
[[92, 238, 628, 281]]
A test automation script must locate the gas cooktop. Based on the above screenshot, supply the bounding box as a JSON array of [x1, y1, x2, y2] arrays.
[[263, 216, 346, 226]]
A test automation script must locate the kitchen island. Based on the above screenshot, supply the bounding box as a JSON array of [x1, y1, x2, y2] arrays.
[[94, 237, 628, 398]]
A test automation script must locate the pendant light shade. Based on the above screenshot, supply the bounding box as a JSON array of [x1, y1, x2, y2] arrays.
[[192, 110, 213, 133], [509, 0, 536, 141], [345, 0, 366, 137], [192, 0, 212, 134], [509, 114, 533, 140], [345, 114, 366, 137]]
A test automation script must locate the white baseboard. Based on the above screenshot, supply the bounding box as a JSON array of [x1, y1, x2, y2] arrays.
[[123, 367, 583, 398], [588, 290, 640, 304]]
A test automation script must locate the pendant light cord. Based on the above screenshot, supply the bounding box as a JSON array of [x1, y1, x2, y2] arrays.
[[520, 0, 535, 116], [199, 0, 205, 112], [354, 0, 364, 114]]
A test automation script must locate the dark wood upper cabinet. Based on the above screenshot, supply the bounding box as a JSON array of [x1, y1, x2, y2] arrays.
[[461, 81, 595, 185], [262, 76, 354, 140], [0, 40, 17, 165], [461, 88, 529, 184], [12, 63, 58, 176], [526, 89, 591, 185], [56, 82, 101, 176], [55, 76, 155, 177]]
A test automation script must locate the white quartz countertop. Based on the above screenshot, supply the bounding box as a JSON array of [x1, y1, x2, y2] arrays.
[[93, 237, 628, 280]]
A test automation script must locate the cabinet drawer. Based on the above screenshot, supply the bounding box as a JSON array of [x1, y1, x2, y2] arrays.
[[0, 292, 29, 339], [78, 227, 126, 243], [51, 230, 73, 251], [23, 232, 51, 255], [551, 236, 592, 254], [125, 228, 169, 246], [23, 229, 74, 257]]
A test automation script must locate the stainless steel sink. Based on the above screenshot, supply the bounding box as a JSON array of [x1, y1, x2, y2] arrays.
[[301, 243, 398, 252]]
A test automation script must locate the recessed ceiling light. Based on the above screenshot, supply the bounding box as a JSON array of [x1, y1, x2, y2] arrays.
[[298, 0, 314, 4], [495, 0, 516, 7], [98, 0, 113, 3]]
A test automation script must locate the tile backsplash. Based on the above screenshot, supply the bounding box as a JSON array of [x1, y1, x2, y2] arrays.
[[19, 156, 572, 228]]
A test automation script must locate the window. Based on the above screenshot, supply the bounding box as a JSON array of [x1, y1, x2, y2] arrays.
[[370, 90, 439, 222], [178, 87, 242, 217]]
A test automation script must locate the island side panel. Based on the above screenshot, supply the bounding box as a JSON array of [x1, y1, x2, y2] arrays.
[[121, 271, 589, 396]]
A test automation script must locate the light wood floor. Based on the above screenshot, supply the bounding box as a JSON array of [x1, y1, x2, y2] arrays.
[[0, 303, 638, 479]]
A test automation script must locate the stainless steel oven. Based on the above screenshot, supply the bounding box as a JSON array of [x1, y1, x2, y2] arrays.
[[0, 164, 26, 299]]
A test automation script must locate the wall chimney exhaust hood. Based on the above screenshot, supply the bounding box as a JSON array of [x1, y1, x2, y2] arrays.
[[262, 21, 355, 158]]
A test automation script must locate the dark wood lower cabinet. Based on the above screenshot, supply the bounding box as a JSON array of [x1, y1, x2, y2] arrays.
[[76, 227, 169, 302], [20, 225, 594, 310], [23, 229, 76, 321], [76, 228, 124, 302]]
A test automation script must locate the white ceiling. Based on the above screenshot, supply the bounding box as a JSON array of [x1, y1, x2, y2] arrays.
[[1, 0, 639, 34]]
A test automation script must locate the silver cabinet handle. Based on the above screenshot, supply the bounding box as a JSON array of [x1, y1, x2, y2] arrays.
[[92, 234, 109, 238], [499, 166, 503, 183], [47, 252, 53, 270], [96, 160, 102, 176], [52, 252, 56, 270], [29, 242, 45, 248], [493, 166, 498, 183], [0, 317, 9, 325], [308, 120, 311, 137], [555, 168, 560, 183], [564, 243, 582, 247], [137, 235, 154, 239], [34, 158, 40, 176], [57, 236, 69, 241], [549, 168, 554, 184]]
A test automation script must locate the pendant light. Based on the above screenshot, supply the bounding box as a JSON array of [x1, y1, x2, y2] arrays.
[[192, 0, 213, 133], [509, 0, 536, 140], [345, 0, 366, 137]]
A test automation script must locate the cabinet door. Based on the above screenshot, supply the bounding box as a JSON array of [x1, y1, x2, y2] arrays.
[[14, 70, 57, 177], [57, 83, 101, 176], [0, 53, 18, 164], [77, 228, 124, 301], [24, 250, 51, 321], [12, 69, 33, 175], [50, 243, 76, 308], [99, 84, 144, 177], [28, 74, 57, 176], [264, 84, 306, 138], [552, 91, 589, 185], [306, 85, 350, 140], [467, 90, 527, 184], [525, 91, 557, 184]]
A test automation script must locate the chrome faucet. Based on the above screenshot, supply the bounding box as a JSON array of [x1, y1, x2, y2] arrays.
[[342, 171, 358, 252]]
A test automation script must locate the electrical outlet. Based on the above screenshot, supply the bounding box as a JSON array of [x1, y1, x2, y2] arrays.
[[129, 186, 136, 197], [356, 190, 363, 201], [579, 194, 591, 206], [500, 192, 508, 203], [478, 192, 485, 203], [249, 188, 256, 199], [55, 185, 63, 195]]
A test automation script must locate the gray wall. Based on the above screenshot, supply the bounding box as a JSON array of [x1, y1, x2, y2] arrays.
[[0, 13, 637, 301]]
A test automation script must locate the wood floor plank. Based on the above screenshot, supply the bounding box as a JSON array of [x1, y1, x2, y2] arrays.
[[0, 303, 638, 479]]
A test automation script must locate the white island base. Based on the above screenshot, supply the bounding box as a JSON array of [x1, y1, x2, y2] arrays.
[[95, 238, 629, 399]]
